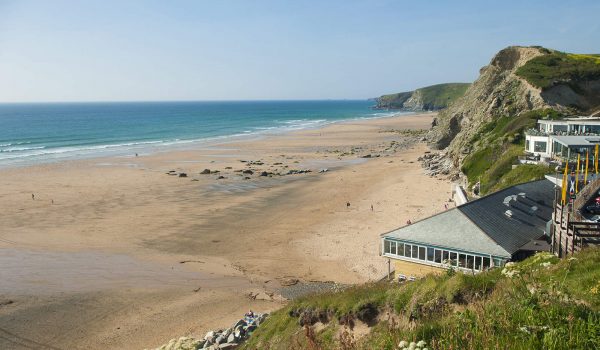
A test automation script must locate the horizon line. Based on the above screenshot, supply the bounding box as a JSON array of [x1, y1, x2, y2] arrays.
[[0, 98, 375, 105]]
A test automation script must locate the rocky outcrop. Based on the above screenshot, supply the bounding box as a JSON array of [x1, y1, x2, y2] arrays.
[[148, 312, 268, 350]]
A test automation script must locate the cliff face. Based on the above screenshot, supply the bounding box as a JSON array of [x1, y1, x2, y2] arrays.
[[375, 83, 469, 111], [428, 46, 600, 169]]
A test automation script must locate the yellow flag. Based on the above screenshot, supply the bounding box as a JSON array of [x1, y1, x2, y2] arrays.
[[561, 162, 568, 205], [585, 150, 589, 185], [576, 154, 580, 193], [594, 145, 598, 175]]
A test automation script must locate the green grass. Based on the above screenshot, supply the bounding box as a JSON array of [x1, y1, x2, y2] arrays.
[[461, 109, 561, 194], [516, 51, 600, 89], [416, 83, 470, 110], [489, 164, 554, 193], [377, 83, 470, 110], [243, 249, 600, 350]]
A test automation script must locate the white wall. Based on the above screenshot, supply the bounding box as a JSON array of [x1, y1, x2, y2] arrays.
[[525, 135, 552, 157]]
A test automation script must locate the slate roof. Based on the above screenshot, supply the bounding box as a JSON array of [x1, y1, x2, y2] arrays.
[[383, 179, 555, 258], [383, 209, 512, 258], [458, 179, 554, 254]]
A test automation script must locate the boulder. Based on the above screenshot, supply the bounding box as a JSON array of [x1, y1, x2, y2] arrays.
[[217, 176, 226, 179], [242, 170, 253, 175], [232, 319, 246, 329], [260, 171, 269, 177], [227, 333, 235, 343], [200, 169, 211, 174], [178, 173, 187, 177]]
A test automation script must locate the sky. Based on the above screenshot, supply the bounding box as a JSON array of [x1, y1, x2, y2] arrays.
[[0, 0, 598, 102]]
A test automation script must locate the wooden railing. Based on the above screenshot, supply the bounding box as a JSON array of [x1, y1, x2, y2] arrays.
[[573, 176, 600, 220]]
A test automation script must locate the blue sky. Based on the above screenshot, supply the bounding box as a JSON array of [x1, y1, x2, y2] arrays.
[[0, 0, 598, 102]]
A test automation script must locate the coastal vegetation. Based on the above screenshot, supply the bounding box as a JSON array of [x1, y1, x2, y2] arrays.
[[243, 248, 600, 350], [516, 51, 600, 89], [461, 109, 560, 194], [428, 46, 600, 193], [376, 83, 470, 111]]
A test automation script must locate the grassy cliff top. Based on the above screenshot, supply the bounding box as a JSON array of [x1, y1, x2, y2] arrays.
[[415, 83, 470, 109], [516, 50, 600, 89], [243, 248, 600, 350], [377, 83, 470, 110]]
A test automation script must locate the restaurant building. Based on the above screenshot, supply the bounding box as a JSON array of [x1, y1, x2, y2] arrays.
[[381, 179, 554, 279]]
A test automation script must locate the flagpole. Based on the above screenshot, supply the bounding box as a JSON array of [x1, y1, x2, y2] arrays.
[[585, 149, 589, 185], [575, 154, 580, 193], [594, 145, 599, 177], [562, 161, 568, 205]]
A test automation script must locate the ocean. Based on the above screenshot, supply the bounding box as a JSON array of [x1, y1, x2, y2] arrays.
[[0, 100, 403, 167]]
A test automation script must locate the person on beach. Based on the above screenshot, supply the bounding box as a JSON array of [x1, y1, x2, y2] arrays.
[[444, 203, 448, 210], [32, 193, 34, 200], [346, 201, 350, 208], [406, 219, 411, 225], [371, 204, 374, 211]]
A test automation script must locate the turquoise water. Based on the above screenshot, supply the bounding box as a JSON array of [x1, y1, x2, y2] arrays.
[[0, 100, 402, 167]]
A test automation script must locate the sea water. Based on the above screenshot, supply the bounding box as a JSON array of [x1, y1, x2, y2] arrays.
[[0, 100, 404, 167]]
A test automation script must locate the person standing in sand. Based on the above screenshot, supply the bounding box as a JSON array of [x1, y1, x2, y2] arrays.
[[32, 193, 34, 200]]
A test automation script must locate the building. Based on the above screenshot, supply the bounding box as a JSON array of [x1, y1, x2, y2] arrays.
[[381, 179, 554, 279], [525, 117, 600, 159]]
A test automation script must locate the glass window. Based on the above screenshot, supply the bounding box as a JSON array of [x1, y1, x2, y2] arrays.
[[483, 257, 491, 269], [390, 241, 396, 255], [459, 254, 466, 268], [397, 243, 404, 256], [404, 244, 411, 257], [434, 249, 442, 263], [467, 255, 474, 269], [534, 141, 547, 153], [384, 240, 391, 254], [427, 247, 434, 261], [418, 247, 425, 260], [450, 252, 458, 266], [475, 256, 482, 270], [442, 251, 449, 262], [526, 140, 530, 151], [411, 245, 419, 258], [493, 258, 504, 267]]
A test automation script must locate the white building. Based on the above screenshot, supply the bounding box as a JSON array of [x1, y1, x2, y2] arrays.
[[524, 117, 600, 160]]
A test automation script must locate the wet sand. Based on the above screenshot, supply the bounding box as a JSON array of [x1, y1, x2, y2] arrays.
[[0, 112, 455, 349]]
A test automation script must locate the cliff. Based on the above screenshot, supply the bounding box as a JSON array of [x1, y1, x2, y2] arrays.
[[375, 83, 470, 111], [423, 46, 600, 193], [428, 46, 600, 167]]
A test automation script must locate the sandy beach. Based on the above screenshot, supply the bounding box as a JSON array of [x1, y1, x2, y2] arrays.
[[0, 112, 454, 349]]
